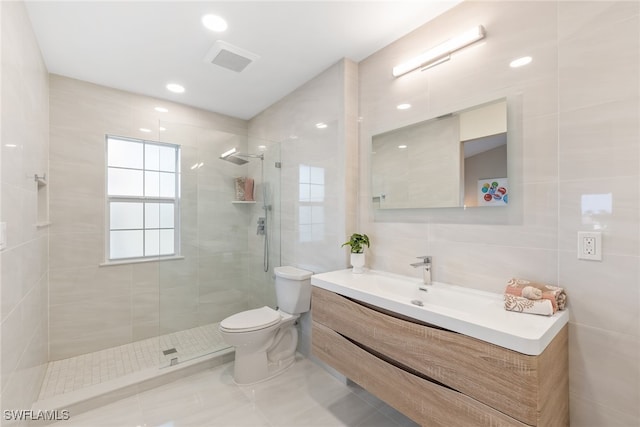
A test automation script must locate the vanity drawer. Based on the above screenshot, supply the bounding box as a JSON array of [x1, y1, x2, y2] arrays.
[[312, 287, 568, 426], [312, 322, 527, 427]]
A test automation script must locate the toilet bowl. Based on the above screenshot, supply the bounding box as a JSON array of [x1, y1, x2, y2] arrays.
[[219, 266, 313, 385]]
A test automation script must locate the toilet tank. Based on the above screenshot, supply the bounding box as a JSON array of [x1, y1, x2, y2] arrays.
[[274, 266, 313, 314]]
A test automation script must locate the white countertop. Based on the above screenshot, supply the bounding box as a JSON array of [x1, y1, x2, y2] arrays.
[[311, 269, 569, 356]]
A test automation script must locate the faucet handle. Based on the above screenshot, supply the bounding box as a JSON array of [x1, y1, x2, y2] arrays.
[[416, 256, 431, 263]]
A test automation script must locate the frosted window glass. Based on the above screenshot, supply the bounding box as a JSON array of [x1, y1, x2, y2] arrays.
[[145, 144, 160, 171], [145, 203, 160, 229], [145, 230, 160, 256], [108, 138, 143, 169], [108, 168, 143, 196], [159, 173, 175, 198], [159, 230, 174, 255], [145, 171, 160, 197], [312, 206, 324, 223], [310, 167, 324, 185], [309, 184, 324, 202], [299, 184, 310, 202], [311, 224, 325, 241], [159, 146, 176, 172], [299, 224, 311, 242], [299, 206, 311, 224], [110, 202, 143, 230], [299, 165, 310, 183], [110, 230, 143, 259], [160, 203, 174, 228]]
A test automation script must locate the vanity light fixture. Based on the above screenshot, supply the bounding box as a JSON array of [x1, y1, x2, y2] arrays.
[[510, 56, 532, 68], [392, 25, 486, 77], [398, 145, 408, 149], [166, 83, 185, 93], [397, 103, 412, 110]]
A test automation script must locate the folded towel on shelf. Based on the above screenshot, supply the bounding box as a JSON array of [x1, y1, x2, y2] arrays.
[[504, 277, 567, 316], [504, 294, 556, 316], [235, 177, 246, 201], [244, 178, 255, 201]]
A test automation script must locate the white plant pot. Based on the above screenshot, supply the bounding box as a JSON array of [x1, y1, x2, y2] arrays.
[[350, 253, 365, 274]]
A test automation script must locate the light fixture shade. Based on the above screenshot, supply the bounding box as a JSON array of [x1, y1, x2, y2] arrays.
[[392, 25, 486, 77]]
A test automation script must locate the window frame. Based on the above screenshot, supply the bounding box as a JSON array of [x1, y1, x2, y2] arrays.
[[104, 134, 181, 263]]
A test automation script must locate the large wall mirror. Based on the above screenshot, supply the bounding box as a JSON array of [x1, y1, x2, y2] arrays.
[[371, 98, 507, 210]]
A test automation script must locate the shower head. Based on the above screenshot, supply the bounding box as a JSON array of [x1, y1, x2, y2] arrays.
[[219, 148, 249, 165], [219, 147, 263, 165]]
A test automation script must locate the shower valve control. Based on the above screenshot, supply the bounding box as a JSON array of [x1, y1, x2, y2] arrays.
[[257, 217, 266, 235]]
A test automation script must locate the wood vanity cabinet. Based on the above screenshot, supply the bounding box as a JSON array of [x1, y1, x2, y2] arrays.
[[311, 287, 569, 427]]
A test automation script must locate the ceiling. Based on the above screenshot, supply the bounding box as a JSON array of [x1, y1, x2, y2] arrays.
[[25, 1, 461, 120]]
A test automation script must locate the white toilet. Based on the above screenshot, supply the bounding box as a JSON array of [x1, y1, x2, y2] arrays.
[[219, 266, 313, 385]]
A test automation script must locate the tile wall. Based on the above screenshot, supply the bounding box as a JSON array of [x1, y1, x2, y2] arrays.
[[358, 1, 639, 425], [0, 0, 50, 421], [48, 75, 251, 360]]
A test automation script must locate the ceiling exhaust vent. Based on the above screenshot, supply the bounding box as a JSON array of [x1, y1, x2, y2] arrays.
[[204, 40, 259, 73]]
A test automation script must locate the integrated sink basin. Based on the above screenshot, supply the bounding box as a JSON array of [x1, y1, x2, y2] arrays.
[[311, 269, 569, 355]]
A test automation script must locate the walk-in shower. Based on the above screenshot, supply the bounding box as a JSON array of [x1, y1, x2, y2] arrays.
[[219, 147, 272, 272], [36, 122, 281, 413]]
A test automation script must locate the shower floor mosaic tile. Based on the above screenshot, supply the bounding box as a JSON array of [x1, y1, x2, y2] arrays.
[[38, 322, 227, 400]]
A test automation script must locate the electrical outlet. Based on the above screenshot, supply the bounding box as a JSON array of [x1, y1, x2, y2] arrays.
[[578, 231, 602, 261]]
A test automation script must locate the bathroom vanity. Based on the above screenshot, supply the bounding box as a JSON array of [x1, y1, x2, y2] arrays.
[[311, 269, 569, 427]]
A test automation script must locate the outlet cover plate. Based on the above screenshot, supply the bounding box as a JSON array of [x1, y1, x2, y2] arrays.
[[578, 231, 602, 261]]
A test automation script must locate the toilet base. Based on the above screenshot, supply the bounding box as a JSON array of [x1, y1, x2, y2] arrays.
[[231, 325, 298, 385]]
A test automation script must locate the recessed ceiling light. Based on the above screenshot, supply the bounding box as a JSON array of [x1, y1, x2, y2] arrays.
[[397, 103, 412, 110], [166, 83, 185, 93], [398, 145, 408, 149], [316, 122, 328, 129], [202, 14, 228, 32], [5, 144, 17, 148], [510, 56, 532, 68], [139, 128, 152, 133], [154, 107, 169, 113]]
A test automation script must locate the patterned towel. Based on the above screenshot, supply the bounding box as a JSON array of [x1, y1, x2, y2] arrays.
[[504, 278, 567, 316], [504, 294, 556, 316]]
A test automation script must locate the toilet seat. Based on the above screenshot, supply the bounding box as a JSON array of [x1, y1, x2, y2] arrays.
[[220, 306, 281, 333]]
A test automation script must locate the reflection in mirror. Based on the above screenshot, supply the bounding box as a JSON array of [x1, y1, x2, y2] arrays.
[[372, 99, 507, 209]]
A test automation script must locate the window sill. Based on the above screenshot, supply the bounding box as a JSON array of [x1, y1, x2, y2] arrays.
[[99, 255, 185, 267]]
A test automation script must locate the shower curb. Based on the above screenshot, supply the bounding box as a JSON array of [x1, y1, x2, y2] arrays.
[[30, 349, 234, 425]]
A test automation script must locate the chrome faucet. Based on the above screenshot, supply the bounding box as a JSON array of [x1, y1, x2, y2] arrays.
[[410, 256, 432, 285]]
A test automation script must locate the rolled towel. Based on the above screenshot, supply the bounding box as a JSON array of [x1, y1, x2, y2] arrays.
[[504, 294, 555, 316], [235, 177, 246, 201], [504, 278, 567, 313], [244, 178, 255, 201], [522, 286, 542, 300]]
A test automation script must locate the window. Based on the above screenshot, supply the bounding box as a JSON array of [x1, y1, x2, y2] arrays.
[[106, 135, 180, 261], [298, 164, 325, 242]]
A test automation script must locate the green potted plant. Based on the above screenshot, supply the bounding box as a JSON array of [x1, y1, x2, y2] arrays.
[[342, 233, 370, 273]]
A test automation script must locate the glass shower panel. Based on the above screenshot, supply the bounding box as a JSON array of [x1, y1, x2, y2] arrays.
[[156, 121, 281, 368]]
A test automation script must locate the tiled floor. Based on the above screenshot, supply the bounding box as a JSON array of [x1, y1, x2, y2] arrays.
[[39, 323, 227, 400], [50, 355, 418, 427]]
